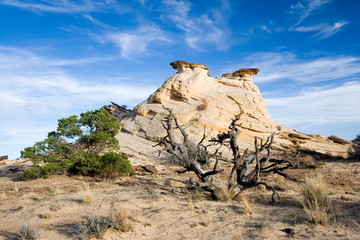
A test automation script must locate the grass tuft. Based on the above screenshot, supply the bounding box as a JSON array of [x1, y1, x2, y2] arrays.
[[81, 182, 93, 205], [186, 196, 194, 211], [213, 186, 236, 202], [240, 195, 252, 215], [300, 175, 331, 225], [110, 206, 132, 232]]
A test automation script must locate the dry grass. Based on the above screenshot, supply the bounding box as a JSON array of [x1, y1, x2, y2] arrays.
[[40, 212, 52, 219], [298, 155, 316, 167], [186, 196, 194, 211], [81, 182, 93, 205], [300, 175, 332, 225], [213, 186, 237, 202], [110, 205, 132, 232], [240, 196, 252, 215]]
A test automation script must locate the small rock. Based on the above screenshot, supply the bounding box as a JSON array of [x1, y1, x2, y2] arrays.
[[142, 165, 158, 174], [0, 155, 8, 161], [281, 228, 295, 235]]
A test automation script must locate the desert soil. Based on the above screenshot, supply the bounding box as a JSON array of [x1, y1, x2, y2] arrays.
[[0, 157, 360, 240]]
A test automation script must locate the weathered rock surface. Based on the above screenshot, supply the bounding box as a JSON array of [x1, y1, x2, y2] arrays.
[[108, 61, 351, 158]]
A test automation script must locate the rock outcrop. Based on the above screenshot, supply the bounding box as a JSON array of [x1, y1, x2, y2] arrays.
[[107, 61, 351, 158]]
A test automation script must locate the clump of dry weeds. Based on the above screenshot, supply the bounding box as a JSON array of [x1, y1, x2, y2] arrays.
[[80, 182, 93, 205], [110, 206, 132, 232], [240, 195, 252, 215], [300, 175, 331, 225], [213, 186, 237, 202]]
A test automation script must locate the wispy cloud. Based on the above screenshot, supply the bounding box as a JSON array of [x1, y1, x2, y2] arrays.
[[0, 46, 117, 69], [265, 81, 360, 128], [294, 21, 349, 39], [0, 47, 156, 110], [0, 47, 157, 156], [290, 0, 333, 27], [242, 52, 360, 83], [258, 20, 284, 34], [104, 25, 170, 59], [161, 0, 231, 51], [0, 0, 125, 14]]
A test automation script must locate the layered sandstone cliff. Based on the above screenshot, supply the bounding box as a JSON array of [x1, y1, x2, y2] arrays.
[[106, 61, 351, 158]]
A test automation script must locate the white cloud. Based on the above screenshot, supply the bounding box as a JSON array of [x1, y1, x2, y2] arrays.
[[294, 21, 349, 39], [0, 47, 158, 158], [265, 81, 360, 127], [105, 25, 170, 59], [260, 25, 271, 33], [162, 0, 231, 51], [243, 52, 360, 83], [137, 0, 146, 6], [0, 46, 117, 69], [0, 0, 123, 14], [290, 0, 333, 27], [0, 48, 156, 111]]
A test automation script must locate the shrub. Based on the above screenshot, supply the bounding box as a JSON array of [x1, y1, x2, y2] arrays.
[[110, 206, 132, 232], [22, 151, 132, 180], [22, 166, 44, 180], [78, 215, 111, 240], [300, 176, 331, 225], [17, 224, 37, 240], [74, 154, 103, 176], [20, 108, 125, 180], [101, 152, 132, 178], [351, 134, 360, 158]]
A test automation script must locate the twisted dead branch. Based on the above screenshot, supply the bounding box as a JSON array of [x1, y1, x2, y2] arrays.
[[157, 107, 306, 202]]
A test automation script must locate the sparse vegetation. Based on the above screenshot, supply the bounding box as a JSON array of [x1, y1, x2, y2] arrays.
[[298, 155, 316, 168], [110, 206, 132, 232], [240, 196, 253, 215], [300, 176, 332, 225], [186, 196, 194, 211], [78, 206, 132, 239], [16, 224, 37, 240], [78, 215, 111, 240], [20, 108, 132, 180], [40, 212, 52, 219], [47, 188, 56, 197], [351, 134, 360, 158], [81, 182, 94, 205]]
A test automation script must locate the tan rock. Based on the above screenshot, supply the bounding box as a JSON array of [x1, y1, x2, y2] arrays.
[[107, 61, 352, 158]]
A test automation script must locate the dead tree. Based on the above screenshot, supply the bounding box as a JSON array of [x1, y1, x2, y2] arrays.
[[158, 107, 305, 202]]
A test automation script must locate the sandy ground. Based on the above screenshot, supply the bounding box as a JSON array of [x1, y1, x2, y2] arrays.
[[0, 157, 360, 240]]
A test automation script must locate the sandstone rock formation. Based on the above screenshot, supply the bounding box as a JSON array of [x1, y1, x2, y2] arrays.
[[107, 61, 351, 158]]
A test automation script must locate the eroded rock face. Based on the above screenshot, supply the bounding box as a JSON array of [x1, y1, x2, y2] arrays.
[[108, 61, 351, 158]]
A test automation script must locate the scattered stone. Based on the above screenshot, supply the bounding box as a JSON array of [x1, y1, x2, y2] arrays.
[[0, 155, 8, 161], [281, 228, 295, 236], [142, 165, 158, 174]]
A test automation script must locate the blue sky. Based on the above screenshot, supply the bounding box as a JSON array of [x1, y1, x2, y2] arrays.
[[0, 0, 359, 159]]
